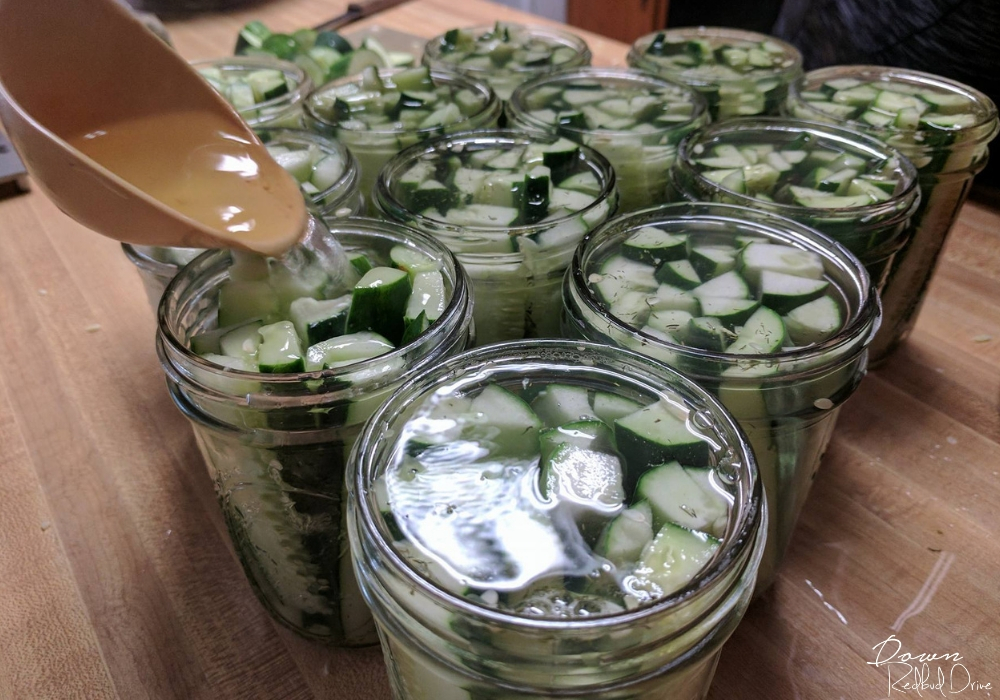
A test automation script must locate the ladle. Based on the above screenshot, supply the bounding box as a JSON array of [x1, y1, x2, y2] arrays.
[[0, 0, 308, 256]]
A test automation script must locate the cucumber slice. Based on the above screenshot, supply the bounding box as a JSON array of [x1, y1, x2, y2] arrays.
[[219, 320, 263, 361], [390, 245, 439, 275], [783, 295, 843, 345], [689, 245, 738, 280], [258, 321, 305, 373], [759, 270, 830, 314], [633, 523, 720, 597], [590, 392, 643, 425], [346, 266, 412, 345], [530, 384, 596, 428], [655, 259, 701, 289], [405, 270, 446, 324], [538, 443, 625, 519], [739, 242, 825, 285], [614, 401, 709, 477], [468, 384, 542, 457], [683, 316, 731, 351], [691, 270, 750, 300], [646, 309, 694, 335], [595, 255, 659, 304], [538, 420, 615, 457], [289, 295, 351, 346], [304, 331, 394, 371], [608, 290, 653, 327], [621, 227, 687, 265], [648, 284, 701, 315], [635, 462, 728, 537], [727, 306, 787, 354], [697, 297, 759, 328], [595, 501, 654, 567]]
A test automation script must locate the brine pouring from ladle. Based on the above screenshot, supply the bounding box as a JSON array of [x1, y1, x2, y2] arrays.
[[0, 0, 343, 267]]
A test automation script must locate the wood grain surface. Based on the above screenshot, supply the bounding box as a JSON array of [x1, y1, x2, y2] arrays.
[[1, 1, 998, 698]]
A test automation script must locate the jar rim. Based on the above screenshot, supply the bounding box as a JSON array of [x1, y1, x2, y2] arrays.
[[375, 128, 617, 237], [788, 65, 1000, 141], [508, 67, 709, 138], [423, 23, 592, 76], [304, 67, 499, 137], [674, 117, 921, 225], [570, 202, 880, 370], [353, 339, 765, 632], [627, 27, 803, 84]]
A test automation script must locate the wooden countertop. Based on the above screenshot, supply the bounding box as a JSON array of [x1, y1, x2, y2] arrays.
[[2, 1, 998, 697]]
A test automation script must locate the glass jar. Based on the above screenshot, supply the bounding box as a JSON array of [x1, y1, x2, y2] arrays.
[[672, 117, 920, 292], [303, 67, 501, 204], [422, 23, 592, 101], [785, 66, 999, 364], [375, 129, 619, 345], [507, 67, 709, 213], [563, 203, 880, 590], [627, 27, 802, 120], [122, 127, 364, 311], [349, 340, 765, 699], [156, 217, 474, 645], [191, 55, 312, 129]]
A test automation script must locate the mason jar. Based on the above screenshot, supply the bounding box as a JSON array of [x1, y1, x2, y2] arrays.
[[627, 27, 801, 120], [422, 23, 592, 101], [122, 127, 363, 311], [508, 67, 709, 213], [785, 65, 999, 364], [349, 340, 766, 699], [375, 129, 618, 345], [563, 203, 880, 590], [303, 67, 501, 203], [672, 117, 920, 292], [192, 55, 312, 129], [156, 217, 473, 644]]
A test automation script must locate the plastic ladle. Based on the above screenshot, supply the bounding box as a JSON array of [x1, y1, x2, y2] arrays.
[[0, 0, 308, 256]]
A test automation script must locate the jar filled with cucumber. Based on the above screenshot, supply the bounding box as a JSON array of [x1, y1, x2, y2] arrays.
[[627, 27, 802, 120], [123, 128, 364, 311], [375, 129, 619, 345], [672, 117, 919, 291], [157, 216, 474, 644], [508, 67, 709, 213], [785, 66, 999, 364], [423, 22, 592, 101], [233, 20, 417, 88], [563, 203, 880, 589], [193, 55, 311, 129], [304, 65, 502, 203], [349, 340, 765, 699]]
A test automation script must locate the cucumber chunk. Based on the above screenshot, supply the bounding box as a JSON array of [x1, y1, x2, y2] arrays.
[[346, 267, 412, 345], [289, 295, 351, 346], [258, 321, 305, 373], [614, 401, 709, 478], [783, 295, 842, 345], [633, 522, 720, 597], [758, 270, 830, 314], [635, 462, 728, 537], [530, 384, 596, 427], [595, 501, 654, 567]]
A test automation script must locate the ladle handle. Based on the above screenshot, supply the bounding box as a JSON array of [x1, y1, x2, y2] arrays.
[[314, 0, 412, 31]]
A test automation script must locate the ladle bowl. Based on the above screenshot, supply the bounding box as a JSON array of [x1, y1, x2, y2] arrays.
[[0, 0, 307, 256]]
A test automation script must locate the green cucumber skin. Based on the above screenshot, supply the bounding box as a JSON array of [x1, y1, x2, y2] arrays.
[[197, 427, 373, 645]]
